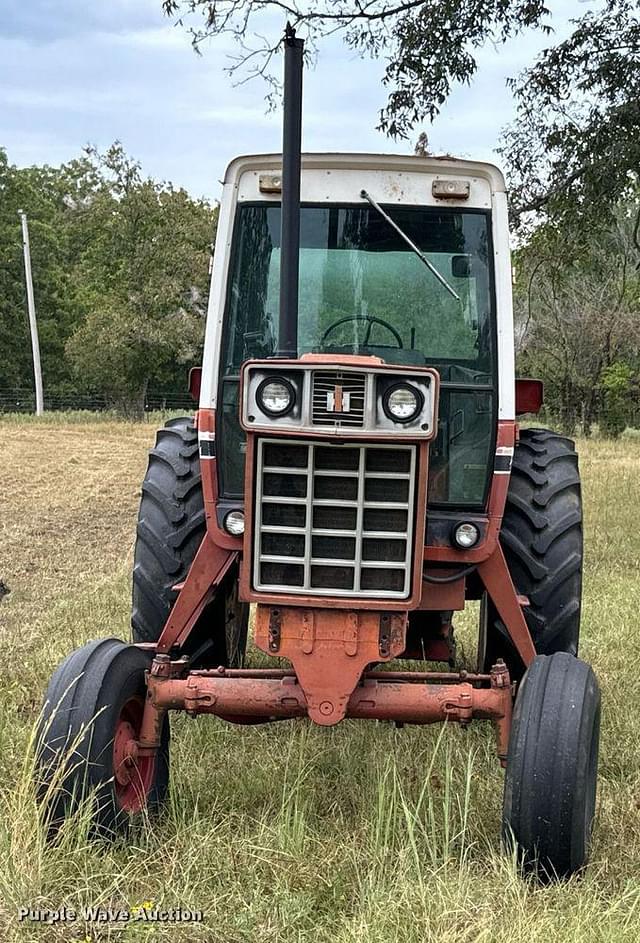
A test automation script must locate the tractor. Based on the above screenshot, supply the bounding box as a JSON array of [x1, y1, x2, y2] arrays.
[[36, 28, 600, 880]]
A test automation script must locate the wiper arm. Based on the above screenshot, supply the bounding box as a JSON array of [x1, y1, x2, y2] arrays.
[[360, 189, 460, 301]]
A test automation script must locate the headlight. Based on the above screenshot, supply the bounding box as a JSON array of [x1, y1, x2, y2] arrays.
[[382, 383, 423, 423], [224, 510, 245, 536], [452, 522, 480, 549], [256, 377, 295, 417]]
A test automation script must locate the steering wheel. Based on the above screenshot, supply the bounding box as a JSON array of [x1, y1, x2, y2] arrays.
[[320, 315, 404, 349]]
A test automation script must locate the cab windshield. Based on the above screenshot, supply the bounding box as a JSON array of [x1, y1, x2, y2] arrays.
[[222, 203, 493, 377], [218, 202, 496, 508]]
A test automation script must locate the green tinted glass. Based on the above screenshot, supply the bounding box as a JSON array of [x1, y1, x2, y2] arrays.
[[218, 203, 496, 506]]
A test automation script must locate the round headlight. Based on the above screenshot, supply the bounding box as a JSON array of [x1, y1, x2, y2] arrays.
[[383, 383, 423, 423], [453, 522, 480, 549], [224, 510, 245, 536], [256, 377, 295, 417]]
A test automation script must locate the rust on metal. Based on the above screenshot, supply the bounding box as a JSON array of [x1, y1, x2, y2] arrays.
[[254, 605, 408, 724], [343, 611, 358, 656], [268, 607, 282, 652], [379, 613, 392, 657], [155, 534, 237, 654], [188, 666, 492, 684], [145, 666, 513, 761], [114, 696, 159, 805], [477, 544, 536, 667]]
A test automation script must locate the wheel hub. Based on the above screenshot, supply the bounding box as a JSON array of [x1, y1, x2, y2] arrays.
[[112, 696, 155, 811]]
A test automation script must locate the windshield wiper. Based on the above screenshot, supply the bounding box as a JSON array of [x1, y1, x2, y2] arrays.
[[360, 189, 460, 301]]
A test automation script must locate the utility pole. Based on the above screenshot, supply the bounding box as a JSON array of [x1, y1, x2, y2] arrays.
[[18, 210, 44, 415]]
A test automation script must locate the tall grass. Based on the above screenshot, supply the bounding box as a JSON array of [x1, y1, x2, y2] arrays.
[[1, 418, 640, 941]]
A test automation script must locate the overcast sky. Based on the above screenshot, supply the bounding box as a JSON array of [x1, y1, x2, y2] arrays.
[[1, 0, 586, 202]]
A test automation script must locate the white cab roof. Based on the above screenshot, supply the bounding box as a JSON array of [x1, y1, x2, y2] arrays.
[[223, 153, 506, 211]]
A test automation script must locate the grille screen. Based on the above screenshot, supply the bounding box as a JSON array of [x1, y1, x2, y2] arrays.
[[312, 371, 366, 428], [254, 439, 416, 598]]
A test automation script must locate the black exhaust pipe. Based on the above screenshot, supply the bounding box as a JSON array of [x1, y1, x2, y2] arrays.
[[277, 23, 304, 359]]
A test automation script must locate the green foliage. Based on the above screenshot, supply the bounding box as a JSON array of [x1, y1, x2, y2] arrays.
[[165, 1, 640, 229], [64, 144, 215, 413], [163, 0, 551, 139], [502, 0, 640, 231], [0, 144, 216, 414], [0, 149, 84, 391], [600, 362, 634, 439], [513, 201, 640, 436]]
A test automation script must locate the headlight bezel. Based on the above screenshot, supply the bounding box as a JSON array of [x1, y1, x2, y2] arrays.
[[241, 362, 438, 439], [381, 381, 424, 424], [255, 376, 296, 418], [452, 521, 480, 549], [224, 510, 246, 536]]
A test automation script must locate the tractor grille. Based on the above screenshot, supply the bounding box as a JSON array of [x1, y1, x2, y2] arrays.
[[254, 438, 416, 598], [312, 371, 366, 428]]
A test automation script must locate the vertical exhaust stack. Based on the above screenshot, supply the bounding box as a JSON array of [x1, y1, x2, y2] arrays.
[[277, 23, 304, 359]]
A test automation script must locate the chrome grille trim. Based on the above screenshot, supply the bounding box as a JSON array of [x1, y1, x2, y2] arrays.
[[311, 370, 366, 427], [253, 439, 416, 598]]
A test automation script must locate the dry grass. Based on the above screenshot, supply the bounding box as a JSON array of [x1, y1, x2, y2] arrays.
[[1, 415, 639, 942]]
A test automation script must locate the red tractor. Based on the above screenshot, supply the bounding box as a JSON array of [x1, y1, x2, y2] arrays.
[[36, 29, 599, 880]]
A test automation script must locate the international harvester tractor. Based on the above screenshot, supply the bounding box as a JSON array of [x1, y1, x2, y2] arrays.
[[36, 28, 600, 880]]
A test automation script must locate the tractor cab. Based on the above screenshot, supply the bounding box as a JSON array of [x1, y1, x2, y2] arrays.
[[193, 153, 519, 649], [205, 153, 511, 517]]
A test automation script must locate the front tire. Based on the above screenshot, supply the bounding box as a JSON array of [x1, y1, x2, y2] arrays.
[[480, 428, 582, 678], [502, 652, 600, 880], [35, 639, 169, 838]]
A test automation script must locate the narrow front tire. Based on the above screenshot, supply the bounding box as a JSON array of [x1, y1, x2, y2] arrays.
[[35, 639, 169, 839], [502, 652, 600, 880]]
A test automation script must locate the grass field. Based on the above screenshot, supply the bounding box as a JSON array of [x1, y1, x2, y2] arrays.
[[1, 414, 640, 942]]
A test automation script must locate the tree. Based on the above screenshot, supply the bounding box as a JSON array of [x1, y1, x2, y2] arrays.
[[163, 0, 550, 139], [0, 149, 85, 396], [501, 0, 640, 231], [65, 144, 216, 415], [600, 362, 633, 438], [163, 0, 640, 227], [513, 201, 640, 435], [0, 144, 217, 414]]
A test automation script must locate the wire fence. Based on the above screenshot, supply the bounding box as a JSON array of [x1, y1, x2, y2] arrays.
[[0, 388, 194, 415]]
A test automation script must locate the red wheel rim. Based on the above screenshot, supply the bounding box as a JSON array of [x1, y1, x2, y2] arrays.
[[112, 696, 155, 813]]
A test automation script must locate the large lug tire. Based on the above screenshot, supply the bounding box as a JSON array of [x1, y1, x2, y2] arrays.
[[35, 639, 170, 839], [479, 428, 582, 678], [502, 652, 600, 880], [131, 417, 248, 667]]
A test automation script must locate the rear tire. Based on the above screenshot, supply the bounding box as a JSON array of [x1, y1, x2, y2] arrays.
[[480, 428, 582, 679], [132, 417, 205, 645], [502, 652, 600, 880], [35, 639, 169, 839], [131, 417, 248, 667]]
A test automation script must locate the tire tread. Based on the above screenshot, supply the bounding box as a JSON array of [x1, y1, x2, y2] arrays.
[[482, 428, 583, 675]]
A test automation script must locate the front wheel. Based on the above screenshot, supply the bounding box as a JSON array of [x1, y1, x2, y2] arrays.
[[35, 639, 169, 839], [502, 652, 600, 880]]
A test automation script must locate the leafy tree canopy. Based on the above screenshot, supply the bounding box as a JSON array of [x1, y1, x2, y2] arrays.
[[513, 194, 640, 435], [163, 0, 640, 228], [65, 144, 216, 413], [502, 0, 640, 229], [0, 144, 216, 414]]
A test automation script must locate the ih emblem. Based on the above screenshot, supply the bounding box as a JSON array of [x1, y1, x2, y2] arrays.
[[327, 385, 351, 413]]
